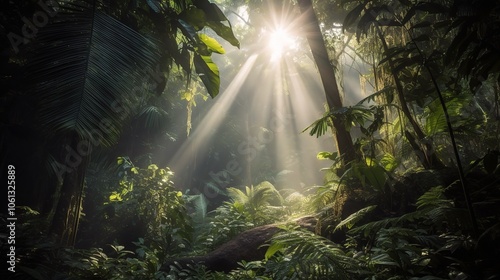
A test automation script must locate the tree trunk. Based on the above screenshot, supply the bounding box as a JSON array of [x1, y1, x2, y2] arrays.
[[297, 0, 357, 165], [50, 133, 88, 246]]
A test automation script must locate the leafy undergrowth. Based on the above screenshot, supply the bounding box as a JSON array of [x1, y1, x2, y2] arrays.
[[8, 164, 500, 280]]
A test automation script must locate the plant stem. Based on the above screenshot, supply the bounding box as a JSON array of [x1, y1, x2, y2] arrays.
[[425, 66, 479, 236], [375, 26, 444, 169], [406, 27, 479, 236]]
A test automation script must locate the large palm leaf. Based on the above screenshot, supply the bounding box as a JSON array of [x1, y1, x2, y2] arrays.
[[26, 0, 159, 146]]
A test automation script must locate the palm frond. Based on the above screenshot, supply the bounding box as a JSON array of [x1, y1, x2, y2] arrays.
[[306, 183, 342, 212], [226, 186, 248, 204], [135, 105, 168, 133], [26, 0, 159, 146], [186, 193, 208, 220]]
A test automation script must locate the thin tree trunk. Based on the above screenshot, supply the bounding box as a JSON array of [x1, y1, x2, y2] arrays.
[[297, 0, 357, 165], [50, 133, 88, 246]]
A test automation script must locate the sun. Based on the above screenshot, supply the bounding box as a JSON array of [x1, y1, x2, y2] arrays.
[[267, 27, 297, 61]]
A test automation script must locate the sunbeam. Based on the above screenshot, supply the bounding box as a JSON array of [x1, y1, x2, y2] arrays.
[[163, 1, 342, 201], [166, 55, 258, 185]]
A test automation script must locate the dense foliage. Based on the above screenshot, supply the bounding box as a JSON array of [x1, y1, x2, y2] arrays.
[[1, 0, 499, 279]]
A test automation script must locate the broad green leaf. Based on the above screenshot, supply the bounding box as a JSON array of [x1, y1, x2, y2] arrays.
[[358, 164, 387, 191], [380, 153, 398, 172], [194, 0, 240, 48], [265, 243, 284, 260], [194, 53, 220, 98], [176, 45, 191, 73], [181, 7, 207, 31], [343, 2, 365, 31], [199, 34, 225, 54], [317, 151, 338, 160], [177, 19, 199, 44], [194, 0, 226, 21], [114, 245, 125, 252], [206, 21, 240, 48]]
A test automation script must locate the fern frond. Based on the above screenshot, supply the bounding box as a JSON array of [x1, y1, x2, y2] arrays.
[[416, 186, 452, 209], [266, 229, 360, 279], [335, 205, 377, 232], [349, 186, 469, 236]]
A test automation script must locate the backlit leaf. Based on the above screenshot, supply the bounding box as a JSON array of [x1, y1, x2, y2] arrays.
[[199, 34, 225, 54], [194, 53, 220, 98]]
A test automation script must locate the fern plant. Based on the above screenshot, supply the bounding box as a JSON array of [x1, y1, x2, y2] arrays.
[[265, 226, 360, 280], [334, 183, 497, 279], [226, 181, 286, 225]]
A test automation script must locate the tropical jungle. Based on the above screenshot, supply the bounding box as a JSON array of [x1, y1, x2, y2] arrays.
[[1, 0, 499, 279]]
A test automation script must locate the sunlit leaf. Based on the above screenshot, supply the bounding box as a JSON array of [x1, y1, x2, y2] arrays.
[[265, 243, 284, 260], [199, 34, 225, 54], [194, 53, 220, 98], [109, 192, 122, 202], [317, 151, 338, 160], [335, 205, 377, 232], [380, 153, 398, 172], [148, 164, 158, 171]]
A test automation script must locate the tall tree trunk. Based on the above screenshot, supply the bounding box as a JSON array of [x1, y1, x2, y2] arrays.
[[50, 133, 88, 246], [297, 0, 357, 165]]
